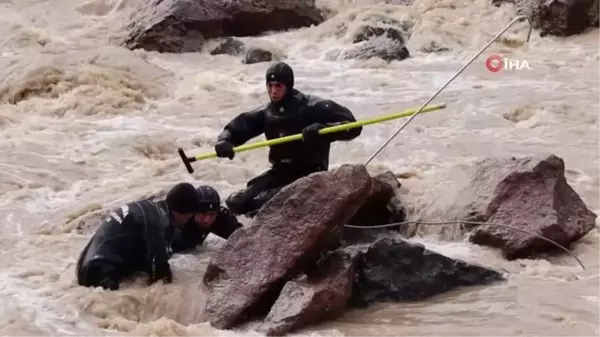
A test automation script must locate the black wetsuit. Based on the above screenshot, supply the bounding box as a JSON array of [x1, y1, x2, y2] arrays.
[[217, 88, 362, 216], [171, 206, 243, 253], [76, 199, 174, 290]]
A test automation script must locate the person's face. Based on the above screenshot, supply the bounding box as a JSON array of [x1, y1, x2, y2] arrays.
[[267, 81, 286, 102], [172, 211, 193, 226], [194, 211, 217, 228]]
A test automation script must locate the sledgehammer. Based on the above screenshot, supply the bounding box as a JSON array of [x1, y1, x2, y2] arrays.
[[177, 102, 447, 174]]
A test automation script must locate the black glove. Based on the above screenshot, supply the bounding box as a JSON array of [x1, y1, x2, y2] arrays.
[[98, 276, 119, 291], [302, 123, 326, 143], [149, 260, 173, 285], [214, 140, 235, 159]]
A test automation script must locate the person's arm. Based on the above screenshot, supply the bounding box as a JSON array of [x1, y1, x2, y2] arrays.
[[217, 106, 267, 146], [171, 220, 209, 253], [209, 207, 243, 240], [313, 99, 362, 141], [138, 201, 173, 284]]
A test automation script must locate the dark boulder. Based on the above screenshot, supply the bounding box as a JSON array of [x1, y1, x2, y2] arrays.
[[124, 0, 324, 53], [590, 0, 599, 26], [418, 40, 450, 53], [351, 25, 405, 43], [387, 0, 415, 4], [201, 164, 373, 330], [209, 37, 246, 56], [348, 237, 505, 307], [343, 171, 413, 244], [258, 248, 362, 336], [342, 24, 410, 62], [243, 47, 273, 64], [535, 0, 596, 36], [209, 38, 274, 64], [492, 0, 598, 37]]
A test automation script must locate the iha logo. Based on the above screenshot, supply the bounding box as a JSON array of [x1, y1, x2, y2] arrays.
[[485, 54, 531, 72]]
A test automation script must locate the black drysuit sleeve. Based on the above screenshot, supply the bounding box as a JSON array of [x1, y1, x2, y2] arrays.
[[210, 207, 243, 239], [135, 200, 172, 283], [313, 99, 362, 141], [170, 207, 243, 254], [171, 221, 208, 254], [217, 107, 267, 146]]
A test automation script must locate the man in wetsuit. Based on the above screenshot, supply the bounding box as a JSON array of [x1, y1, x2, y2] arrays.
[[75, 182, 200, 290], [213, 61, 363, 217], [170, 185, 243, 253]]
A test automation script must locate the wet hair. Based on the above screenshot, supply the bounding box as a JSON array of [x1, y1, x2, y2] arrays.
[[195, 185, 220, 212], [165, 182, 199, 214], [266, 61, 294, 89]]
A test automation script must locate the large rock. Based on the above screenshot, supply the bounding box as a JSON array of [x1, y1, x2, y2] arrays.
[[348, 238, 505, 307], [258, 248, 362, 336], [589, 0, 599, 26], [201, 164, 373, 329], [124, 0, 324, 52], [426, 154, 596, 260], [535, 0, 597, 36], [467, 155, 597, 260], [492, 0, 598, 37]]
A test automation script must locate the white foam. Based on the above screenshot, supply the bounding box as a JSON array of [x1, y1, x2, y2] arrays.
[[0, 0, 597, 334]]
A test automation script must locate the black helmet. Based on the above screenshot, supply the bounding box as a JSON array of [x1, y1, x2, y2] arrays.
[[265, 61, 294, 89], [195, 185, 220, 212], [166, 182, 199, 214]]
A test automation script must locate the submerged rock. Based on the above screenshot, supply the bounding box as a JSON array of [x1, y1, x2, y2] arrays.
[[209, 38, 274, 64], [201, 164, 373, 330], [124, 0, 324, 52], [243, 47, 273, 64], [351, 25, 405, 44], [342, 30, 410, 62], [348, 238, 505, 307], [209, 37, 246, 56], [341, 20, 411, 62]]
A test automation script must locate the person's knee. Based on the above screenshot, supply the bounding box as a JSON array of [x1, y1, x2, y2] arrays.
[[78, 259, 120, 290], [225, 191, 251, 215], [254, 187, 281, 206], [226, 169, 278, 215]]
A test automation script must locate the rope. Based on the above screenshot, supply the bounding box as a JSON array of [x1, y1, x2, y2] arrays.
[[363, 15, 533, 165], [343, 220, 586, 270]]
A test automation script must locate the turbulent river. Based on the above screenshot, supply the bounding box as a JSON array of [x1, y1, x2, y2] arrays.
[[0, 0, 598, 335]]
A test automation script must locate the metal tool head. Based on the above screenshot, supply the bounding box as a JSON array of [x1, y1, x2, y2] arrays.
[[177, 148, 195, 174]]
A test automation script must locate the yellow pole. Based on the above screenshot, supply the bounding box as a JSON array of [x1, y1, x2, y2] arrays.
[[178, 102, 447, 173]]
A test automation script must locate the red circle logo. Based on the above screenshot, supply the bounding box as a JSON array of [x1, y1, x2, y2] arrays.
[[486, 55, 503, 72]]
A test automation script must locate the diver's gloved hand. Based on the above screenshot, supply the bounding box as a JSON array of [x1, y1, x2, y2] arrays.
[[149, 261, 173, 285], [302, 123, 326, 143], [214, 140, 235, 159], [99, 276, 119, 291]]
